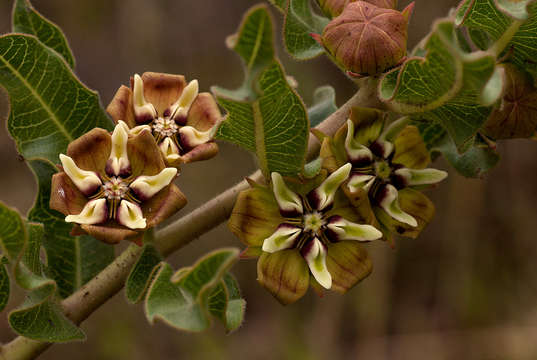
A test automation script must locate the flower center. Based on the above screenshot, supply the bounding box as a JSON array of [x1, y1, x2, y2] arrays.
[[375, 160, 391, 180], [102, 177, 129, 200], [152, 117, 179, 137], [303, 212, 325, 235]]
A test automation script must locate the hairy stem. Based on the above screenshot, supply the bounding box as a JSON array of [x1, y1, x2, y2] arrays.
[[1, 80, 379, 360]]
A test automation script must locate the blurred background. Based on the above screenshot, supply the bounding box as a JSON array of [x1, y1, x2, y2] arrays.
[[2, 0, 537, 359]]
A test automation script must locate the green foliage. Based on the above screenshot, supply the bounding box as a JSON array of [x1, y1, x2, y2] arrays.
[[144, 248, 244, 333], [0, 258, 10, 312], [12, 0, 75, 68], [126, 243, 162, 304], [215, 5, 309, 177], [0, 202, 26, 261]]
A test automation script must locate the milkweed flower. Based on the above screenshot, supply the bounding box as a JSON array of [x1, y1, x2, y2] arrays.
[[229, 164, 383, 304], [318, 107, 447, 241], [50, 121, 187, 244], [107, 72, 222, 166]]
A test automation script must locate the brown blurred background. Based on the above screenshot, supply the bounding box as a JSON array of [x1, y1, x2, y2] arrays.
[[2, 0, 537, 359]]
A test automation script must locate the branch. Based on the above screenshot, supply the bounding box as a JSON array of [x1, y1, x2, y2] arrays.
[[1, 80, 380, 360]]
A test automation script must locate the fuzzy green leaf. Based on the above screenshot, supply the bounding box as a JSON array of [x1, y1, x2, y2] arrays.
[[12, 0, 75, 68], [380, 20, 500, 151], [208, 273, 246, 333], [0, 258, 10, 312], [27, 159, 114, 298], [308, 85, 337, 127], [283, 0, 329, 60], [0, 202, 26, 262], [126, 243, 162, 304], [214, 5, 309, 176], [0, 34, 112, 165], [145, 248, 239, 333]]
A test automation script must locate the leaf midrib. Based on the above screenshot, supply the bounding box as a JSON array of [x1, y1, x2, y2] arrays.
[[247, 13, 266, 71], [0, 40, 73, 142]]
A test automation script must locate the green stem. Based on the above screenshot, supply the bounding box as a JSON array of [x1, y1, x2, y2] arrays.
[[0, 81, 380, 360]]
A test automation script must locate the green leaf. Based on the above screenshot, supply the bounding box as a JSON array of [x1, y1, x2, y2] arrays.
[[283, 0, 329, 60], [27, 159, 114, 298], [12, 0, 75, 68], [214, 5, 309, 176], [308, 85, 337, 128], [268, 0, 286, 12], [126, 243, 162, 304], [380, 19, 499, 150], [0, 202, 26, 261], [208, 273, 246, 333], [0, 34, 112, 165], [0, 257, 10, 312], [9, 221, 85, 342], [144, 248, 240, 333]]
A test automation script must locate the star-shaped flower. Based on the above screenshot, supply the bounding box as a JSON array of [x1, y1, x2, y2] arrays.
[[229, 164, 382, 304], [107, 72, 222, 166], [50, 122, 187, 244], [319, 107, 447, 240]]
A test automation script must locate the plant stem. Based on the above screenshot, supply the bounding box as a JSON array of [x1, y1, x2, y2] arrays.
[[0, 81, 379, 360]]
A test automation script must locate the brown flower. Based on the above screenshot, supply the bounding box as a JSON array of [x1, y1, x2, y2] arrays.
[[50, 122, 187, 245], [107, 72, 222, 167]]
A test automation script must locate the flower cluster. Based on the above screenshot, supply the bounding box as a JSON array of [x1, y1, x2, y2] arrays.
[[107, 72, 222, 166], [319, 107, 447, 240], [229, 165, 382, 304], [50, 122, 187, 244]]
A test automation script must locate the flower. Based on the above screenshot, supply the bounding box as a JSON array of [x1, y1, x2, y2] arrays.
[[321, 1, 413, 76], [106, 72, 222, 166], [318, 107, 447, 241], [50, 122, 187, 244], [228, 164, 383, 304]]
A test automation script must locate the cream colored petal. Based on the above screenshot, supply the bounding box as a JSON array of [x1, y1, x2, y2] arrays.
[[129, 167, 177, 201], [159, 137, 181, 162], [394, 168, 448, 186], [326, 216, 382, 241], [133, 74, 157, 122], [171, 79, 199, 122], [347, 174, 376, 193], [378, 184, 417, 227], [308, 163, 352, 211], [106, 121, 131, 176], [65, 198, 107, 225], [262, 224, 302, 253], [345, 119, 373, 164], [59, 154, 102, 196], [178, 123, 219, 149], [130, 124, 152, 136], [117, 200, 146, 229], [302, 238, 331, 289], [271, 172, 303, 216]]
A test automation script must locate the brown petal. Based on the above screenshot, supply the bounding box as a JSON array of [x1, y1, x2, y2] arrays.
[[127, 129, 165, 177], [257, 250, 310, 305], [179, 142, 219, 165], [107, 85, 137, 128], [138, 72, 187, 116], [50, 172, 88, 216], [392, 125, 430, 169], [186, 92, 222, 131], [326, 241, 372, 294], [80, 222, 139, 245], [143, 184, 187, 228], [66, 128, 111, 177]]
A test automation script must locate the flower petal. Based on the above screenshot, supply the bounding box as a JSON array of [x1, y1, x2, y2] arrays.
[[50, 172, 90, 216], [326, 241, 372, 294], [301, 238, 331, 290], [107, 85, 136, 128], [133, 74, 157, 123], [158, 137, 181, 164], [106, 121, 131, 177], [377, 184, 417, 227], [130, 125, 152, 135], [143, 184, 187, 228], [117, 200, 146, 229], [128, 128, 166, 177], [228, 185, 284, 247], [186, 92, 222, 131], [59, 154, 101, 196], [392, 125, 430, 169], [261, 224, 302, 253], [257, 249, 310, 305], [80, 223, 139, 245], [137, 72, 187, 116], [271, 172, 303, 217], [65, 198, 108, 225], [66, 128, 111, 177], [308, 163, 351, 211], [130, 168, 177, 201], [325, 216, 382, 241], [345, 119, 374, 165], [394, 168, 448, 186], [347, 173, 376, 193], [179, 142, 219, 164], [170, 79, 199, 124], [178, 123, 219, 150]]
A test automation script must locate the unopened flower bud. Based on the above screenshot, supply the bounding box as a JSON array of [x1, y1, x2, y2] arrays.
[[321, 1, 413, 76], [317, 0, 397, 18]]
